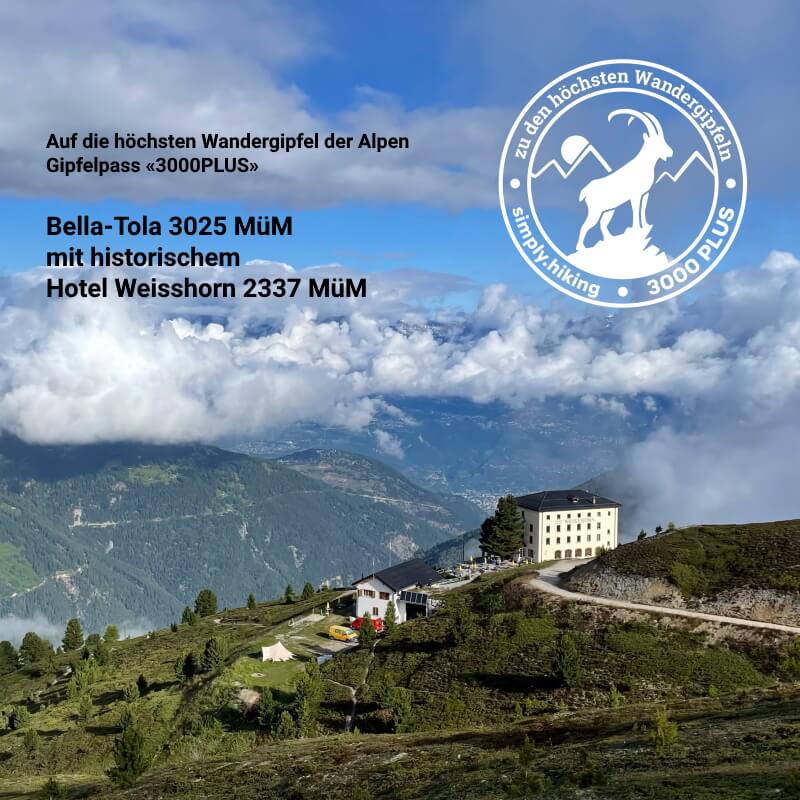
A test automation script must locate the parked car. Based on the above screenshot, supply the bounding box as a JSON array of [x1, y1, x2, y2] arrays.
[[328, 625, 359, 642], [350, 616, 384, 633]]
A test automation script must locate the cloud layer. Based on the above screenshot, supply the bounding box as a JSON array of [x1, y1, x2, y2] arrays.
[[2, 251, 799, 528]]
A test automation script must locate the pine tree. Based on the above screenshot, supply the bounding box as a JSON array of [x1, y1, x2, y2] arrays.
[[194, 589, 218, 617], [384, 600, 397, 633], [638, 529, 647, 540], [555, 632, 583, 688], [104, 624, 120, 642], [479, 495, 524, 559], [201, 637, 226, 672], [123, 683, 140, 703], [23, 727, 39, 755], [77, 692, 93, 725], [293, 662, 324, 737], [19, 632, 53, 665], [39, 778, 68, 799], [0, 641, 18, 674], [284, 584, 295, 603], [257, 687, 279, 730], [136, 674, 148, 696], [62, 618, 84, 651], [358, 612, 376, 650], [181, 606, 198, 626], [247, 593, 257, 610], [94, 639, 110, 666], [301, 581, 315, 601], [273, 710, 297, 740], [108, 713, 149, 787]]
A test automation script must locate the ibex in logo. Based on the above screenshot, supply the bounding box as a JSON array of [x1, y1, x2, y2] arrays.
[[576, 110, 672, 251]]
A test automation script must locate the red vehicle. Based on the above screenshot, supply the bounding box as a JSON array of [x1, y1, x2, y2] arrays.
[[351, 616, 384, 633]]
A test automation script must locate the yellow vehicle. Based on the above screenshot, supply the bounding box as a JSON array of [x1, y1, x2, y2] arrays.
[[328, 625, 358, 642]]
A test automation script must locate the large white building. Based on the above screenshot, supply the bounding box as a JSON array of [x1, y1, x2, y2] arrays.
[[516, 489, 621, 562], [353, 558, 441, 624]]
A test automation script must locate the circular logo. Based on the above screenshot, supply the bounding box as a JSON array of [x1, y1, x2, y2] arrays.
[[499, 59, 746, 307]]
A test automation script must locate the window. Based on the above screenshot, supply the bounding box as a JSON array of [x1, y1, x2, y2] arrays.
[[597, 522, 601, 529], [373, 607, 379, 617], [577, 512, 581, 518], [585, 548, 592, 556], [577, 523, 581, 530], [546, 525, 551, 533], [557, 514, 561, 519], [557, 525, 561, 532], [546, 537, 551, 545], [556, 537, 561, 544], [554, 550, 562, 559], [566, 536, 571, 543], [358, 589, 376, 598], [575, 548, 582, 557], [529, 536, 533, 544], [567, 513, 571, 518], [596, 534, 601, 541], [379, 592, 390, 600], [577, 535, 581, 542], [547, 514, 551, 520], [565, 549, 572, 558], [567, 524, 571, 532], [608, 511, 611, 516], [529, 524, 533, 532]]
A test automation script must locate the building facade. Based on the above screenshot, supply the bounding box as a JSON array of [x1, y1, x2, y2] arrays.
[[516, 489, 621, 562], [353, 558, 440, 624]]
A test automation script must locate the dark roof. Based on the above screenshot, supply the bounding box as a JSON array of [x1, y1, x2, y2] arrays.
[[354, 558, 440, 591], [515, 489, 621, 512]]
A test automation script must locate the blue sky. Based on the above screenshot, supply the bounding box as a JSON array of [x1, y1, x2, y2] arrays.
[[2, 0, 799, 308]]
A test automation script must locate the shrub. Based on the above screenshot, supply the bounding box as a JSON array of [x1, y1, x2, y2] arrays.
[[38, 778, 67, 800], [555, 633, 583, 688], [648, 709, 678, 752]]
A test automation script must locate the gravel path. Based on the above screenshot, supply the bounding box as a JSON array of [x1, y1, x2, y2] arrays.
[[528, 559, 800, 635]]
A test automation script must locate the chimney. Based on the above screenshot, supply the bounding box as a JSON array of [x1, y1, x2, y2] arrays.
[[592, 495, 597, 504]]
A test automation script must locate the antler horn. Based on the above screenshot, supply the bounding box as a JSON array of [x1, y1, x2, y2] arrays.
[[608, 108, 658, 138]]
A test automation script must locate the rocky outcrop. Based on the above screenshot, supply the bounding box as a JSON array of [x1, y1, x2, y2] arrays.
[[564, 560, 800, 626], [564, 561, 685, 606]]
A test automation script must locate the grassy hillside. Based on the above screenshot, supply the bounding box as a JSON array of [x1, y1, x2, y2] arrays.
[[592, 520, 800, 597], [0, 569, 800, 800], [4, 563, 800, 799], [277, 449, 482, 528], [0, 437, 469, 630]]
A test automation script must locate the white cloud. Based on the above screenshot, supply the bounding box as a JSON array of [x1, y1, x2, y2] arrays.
[[0, 613, 62, 647], [1, 251, 799, 450], [0, 2, 504, 207], [374, 429, 405, 460]]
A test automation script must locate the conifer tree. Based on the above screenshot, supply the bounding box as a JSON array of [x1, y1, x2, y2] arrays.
[[194, 589, 218, 617], [77, 691, 93, 725], [479, 495, 524, 559], [293, 662, 324, 737], [136, 674, 148, 696], [358, 612, 376, 649], [273, 710, 297, 740], [104, 624, 120, 642], [0, 641, 18, 674], [39, 777, 68, 799], [284, 584, 295, 603], [301, 581, 315, 601], [384, 600, 397, 633], [555, 632, 583, 688], [201, 637, 226, 672], [181, 606, 198, 626], [247, 593, 257, 610], [257, 687, 278, 730], [62, 618, 84, 651], [108, 713, 149, 787], [19, 632, 52, 666]]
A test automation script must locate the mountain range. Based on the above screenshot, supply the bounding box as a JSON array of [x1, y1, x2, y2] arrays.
[[0, 437, 483, 634]]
